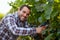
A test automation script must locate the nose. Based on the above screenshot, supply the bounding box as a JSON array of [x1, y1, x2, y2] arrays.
[[24, 14, 27, 18]]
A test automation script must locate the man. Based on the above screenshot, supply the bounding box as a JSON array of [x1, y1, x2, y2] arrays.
[[0, 5, 46, 40]]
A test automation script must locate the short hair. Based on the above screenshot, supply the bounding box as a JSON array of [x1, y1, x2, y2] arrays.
[[20, 5, 31, 10]]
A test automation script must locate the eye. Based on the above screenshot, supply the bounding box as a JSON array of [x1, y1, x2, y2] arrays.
[[23, 11, 26, 13], [27, 14, 29, 16]]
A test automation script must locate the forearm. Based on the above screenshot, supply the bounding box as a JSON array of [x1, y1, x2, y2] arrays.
[[10, 27, 36, 36]]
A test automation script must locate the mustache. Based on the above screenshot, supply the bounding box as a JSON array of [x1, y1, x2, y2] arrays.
[[24, 17, 27, 20]]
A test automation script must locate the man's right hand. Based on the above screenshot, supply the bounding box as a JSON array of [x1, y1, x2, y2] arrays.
[[36, 26, 46, 34]]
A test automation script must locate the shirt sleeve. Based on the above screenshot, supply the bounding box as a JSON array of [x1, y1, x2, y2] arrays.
[[4, 16, 36, 36]]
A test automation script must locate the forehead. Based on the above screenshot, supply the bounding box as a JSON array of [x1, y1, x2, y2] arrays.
[[21, 7, 30, 12]]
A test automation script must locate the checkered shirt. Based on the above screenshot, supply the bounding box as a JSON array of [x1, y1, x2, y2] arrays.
[[0, 12, 36, 40]]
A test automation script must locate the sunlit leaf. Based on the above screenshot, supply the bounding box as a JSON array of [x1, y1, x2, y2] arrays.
[[44, 4, 53, 20]]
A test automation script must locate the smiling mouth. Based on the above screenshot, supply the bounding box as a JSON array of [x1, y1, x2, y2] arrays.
[[21, 17, 27, 20]]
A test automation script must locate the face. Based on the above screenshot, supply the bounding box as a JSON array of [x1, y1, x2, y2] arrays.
[[18, 7, 30, 22]]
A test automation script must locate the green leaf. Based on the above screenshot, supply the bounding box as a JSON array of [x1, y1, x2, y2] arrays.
[[35, 4, 46, 12], [38, 16, 42, 23], [47, 0, 54, 3], [44, 33, 54, 40], [44, 4, 53, 20], [51, 10, 58, 19], [38, 14, 46, 23], [17, 36, 33, 40], [57, 31, 60, 36]]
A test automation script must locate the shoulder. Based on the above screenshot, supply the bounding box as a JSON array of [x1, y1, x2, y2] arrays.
[[2, 14, 14, 21], [1, 12, 18, 22]]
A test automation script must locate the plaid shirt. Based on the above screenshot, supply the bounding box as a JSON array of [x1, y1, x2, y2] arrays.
[[0, 12, 36, 40]]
